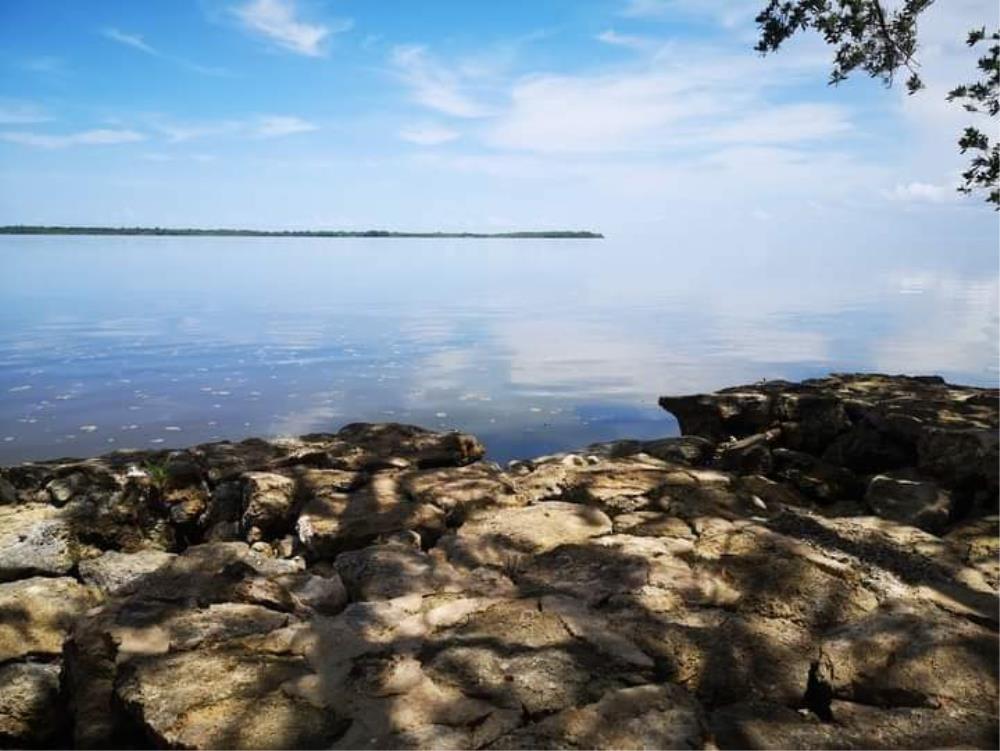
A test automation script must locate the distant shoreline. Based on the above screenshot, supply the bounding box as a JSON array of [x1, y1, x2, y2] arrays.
[[0, 225, 603, 239]]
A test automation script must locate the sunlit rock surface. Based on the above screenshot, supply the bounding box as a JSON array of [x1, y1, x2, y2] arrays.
[[0, 378, 996, 749]]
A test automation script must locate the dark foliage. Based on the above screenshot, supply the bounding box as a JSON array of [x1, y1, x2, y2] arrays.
[[755, 1, 999, 208]]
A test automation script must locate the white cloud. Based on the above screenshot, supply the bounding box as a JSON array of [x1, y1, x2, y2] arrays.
[[156, 121, 239, 143], [101, 27, 157, 55], [390, 45, 494, 118], [399, 124, 460, 146], [620, 0, 672, 18], [0, 129, 145, 149], [486, 61, 850, 153], [595, 29, 651, 50], [254, 115, 318, 137], [622, 0, 757, 28], [101, 27, 228, 75], [153, 115, 317, 142], [0, 100, 50, 125], [883, 181, 960, 204], [232, 0, 350, 57]]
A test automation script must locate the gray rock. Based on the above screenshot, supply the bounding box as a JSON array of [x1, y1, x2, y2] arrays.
[[0, 577, 98, 663], [240, 471, 297, 540], [0, 504, 78, 580], [440, 501, 612, 569], [865, 471, 952, 533], [78, 549, 176, 595], [817, 601, 999, 713], [0, 662, 63, 746]]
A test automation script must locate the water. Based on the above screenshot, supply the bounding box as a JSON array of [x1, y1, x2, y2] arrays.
[[1, 235, 997, 464]]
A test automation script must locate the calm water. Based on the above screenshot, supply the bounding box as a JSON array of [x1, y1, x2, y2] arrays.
[[1, 236, 997, 464]]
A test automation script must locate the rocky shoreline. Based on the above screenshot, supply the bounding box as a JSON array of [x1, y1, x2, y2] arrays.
[[0, 373, 997, 749]]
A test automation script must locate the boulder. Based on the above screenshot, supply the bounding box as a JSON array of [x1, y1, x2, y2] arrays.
[[440, 501, 612, 569], [710, 700, 999, 750], [489, 683, 706, 750], [0, 504, 79, 580], [296, 474, 446, 556], [0, 662, 64, 747], [865, 472, 953, 533], [78, 549, 176, 595], [115, 647, 349, 749], [0, 577, 98, 663], [401, 463, 525, 520], [240, 471, 297, 540], [816, 601, 999, 713]]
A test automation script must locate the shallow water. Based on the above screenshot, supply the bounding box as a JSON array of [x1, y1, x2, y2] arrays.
[[1, 235, 997, 464]]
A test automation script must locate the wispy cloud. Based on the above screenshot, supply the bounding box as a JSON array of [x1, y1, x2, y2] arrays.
[[389, 45, 495, 118], [254, 115, 318, 137], [101, 27, 228, 75], [0, 99, 51, 125], [621, 0, 754, 28], [0, 128, 145, 149], [883, 181, 960, 204], [484, 41, 847, 154], [153, 115, 318, 142], [232, 0, 351, 57], [102, 27, 156, 55], [399, 124, 461, 146], [595, 29, 652, 50], [17, 56, 67, 76]]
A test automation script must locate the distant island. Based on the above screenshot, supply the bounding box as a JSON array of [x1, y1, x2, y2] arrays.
[[0, 225, 603, 239]]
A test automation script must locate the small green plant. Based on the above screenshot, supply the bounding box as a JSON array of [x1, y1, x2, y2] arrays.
[[143, 461, 168, 490]]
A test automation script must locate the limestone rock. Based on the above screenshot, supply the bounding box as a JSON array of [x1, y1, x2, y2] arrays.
[[440, 501, 612, 569], [0, 577, 98, 663], [816, 601, 999, 713], [116, 647, 349, 749], [489, 683, 706, 750], [78, 549, 176, 595], [0, 503, 79, 580], [711, 700, 999, 750], [296, 473, 446, 556], [240, 471, 297, 539], [401, 462, 525, 519], [0, 662, 64, 746], [865, 472, 953, 533]]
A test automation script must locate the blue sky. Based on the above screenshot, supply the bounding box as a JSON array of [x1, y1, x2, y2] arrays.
[[0, 0, 996, 246]]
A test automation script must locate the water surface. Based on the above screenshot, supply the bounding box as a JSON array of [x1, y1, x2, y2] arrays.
[[1, 236, 996, 464]]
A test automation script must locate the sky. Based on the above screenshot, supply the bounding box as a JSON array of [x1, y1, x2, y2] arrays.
[[0, 0, 997, 247]]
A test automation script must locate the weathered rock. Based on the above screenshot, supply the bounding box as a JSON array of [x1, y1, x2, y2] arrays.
[[0, 662, 64, 746], [659, 390, 773, 442], [0, 473, 17, 505], [401, 462, 525, 520], [772, 448, 864, 503], [240, 471, 297, 540], [297, 473, 446, 556], [865, 472, 953, 533], [116, 647, 349, 749], [816, 601, 999, 713], [489, 683, 706, 749], [423, 599, 632, 717], [716, 430, 777, 475], [0, 577, 98, 662], [711, 700, 999, 750], [326, 422, 485, 470], [336, 543, 470, 601], [440, 501, 612, 569], [78, 549, 176, 595], [0, 504, 79, 580], [0, 378, 995, 750]]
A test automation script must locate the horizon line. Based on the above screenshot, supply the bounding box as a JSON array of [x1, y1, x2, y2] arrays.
[[0, 225, 605, 239]]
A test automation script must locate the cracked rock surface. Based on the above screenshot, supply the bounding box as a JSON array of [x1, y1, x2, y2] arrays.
[[0, 377, 996, 749]]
